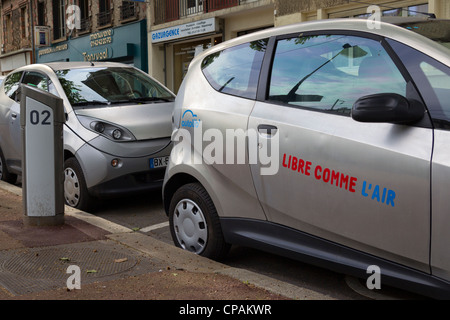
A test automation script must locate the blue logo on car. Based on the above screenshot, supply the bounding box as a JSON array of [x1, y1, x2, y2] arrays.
[[181, 109, 201, 128]]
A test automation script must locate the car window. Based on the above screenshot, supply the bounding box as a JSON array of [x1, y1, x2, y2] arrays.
[[420, 62, 450, 112], [387, 38, 450, 130], [201, 39, 268, 100], [48, 80, 59, 97], [22, 71, 49, 92], [268, 34, 407, 116], [55, 67, 175, 107], [3, 71, 23, 100]]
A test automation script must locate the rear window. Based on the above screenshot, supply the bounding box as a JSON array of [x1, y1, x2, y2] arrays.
[[201, 39, 268, 100]]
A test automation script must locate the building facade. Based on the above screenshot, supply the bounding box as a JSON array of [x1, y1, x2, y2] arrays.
[[0, 0, 148, 75], [148, 0, 276, 93], [147, 0, 450, 93], [0, 1, 448, 83], [0, 0, 34, 74]]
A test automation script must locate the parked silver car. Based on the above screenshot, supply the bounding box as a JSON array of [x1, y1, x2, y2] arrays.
[[163, 19, 450, 298], [0, 62, 175, 211]]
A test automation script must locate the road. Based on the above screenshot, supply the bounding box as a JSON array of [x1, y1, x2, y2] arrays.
[[90, 191, 428, 300]]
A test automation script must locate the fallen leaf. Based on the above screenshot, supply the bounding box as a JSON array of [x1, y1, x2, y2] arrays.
[[114, 258, 128, 263]]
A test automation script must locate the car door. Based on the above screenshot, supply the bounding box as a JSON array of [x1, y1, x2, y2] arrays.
[[387, 38, 450, 282], [249, 32, 432, 272]]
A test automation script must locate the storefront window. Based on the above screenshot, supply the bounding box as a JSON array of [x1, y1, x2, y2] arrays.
[[343, 3, 429, 19], [382, 4, 429, 17], [407, 4, 429, 17], [173, 36, 222, 92]]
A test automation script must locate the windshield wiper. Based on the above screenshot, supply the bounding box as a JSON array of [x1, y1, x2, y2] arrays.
[[72, 100, 110, 107], [112, 97, 174, 104], [219, 77, 235, 92]]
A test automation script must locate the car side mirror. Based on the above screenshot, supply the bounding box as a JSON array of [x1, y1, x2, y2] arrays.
[[351, 93, 425, 124]]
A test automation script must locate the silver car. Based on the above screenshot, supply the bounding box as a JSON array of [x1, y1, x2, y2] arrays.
[[0, 62, 174, 211], [163, 19, 450, 298]]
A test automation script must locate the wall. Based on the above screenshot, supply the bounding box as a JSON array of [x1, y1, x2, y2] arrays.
[[274, 0, 450, 23], [223, 5, 274, 39]]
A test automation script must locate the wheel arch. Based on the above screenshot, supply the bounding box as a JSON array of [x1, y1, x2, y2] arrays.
[[163, 172, 199, 216], [64, 149, 75, 161]]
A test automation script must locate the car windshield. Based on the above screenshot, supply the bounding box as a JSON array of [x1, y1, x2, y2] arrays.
[[55, 67, 175, 107]]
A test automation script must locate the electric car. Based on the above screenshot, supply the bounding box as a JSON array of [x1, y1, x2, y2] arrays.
[[163, 19, 450, 298], [0, 62, 175, 211]]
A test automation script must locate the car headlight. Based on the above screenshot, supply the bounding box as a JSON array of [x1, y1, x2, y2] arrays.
[[112, 129, 122, 140], [77, 115, 136, 141]]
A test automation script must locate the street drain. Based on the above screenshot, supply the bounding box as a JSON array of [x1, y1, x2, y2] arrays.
[[2, 247, 137, 280], [0, 241, 161, 295]]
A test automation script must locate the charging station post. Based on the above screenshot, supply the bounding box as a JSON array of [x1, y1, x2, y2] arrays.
[[20, 84, 66, 226]]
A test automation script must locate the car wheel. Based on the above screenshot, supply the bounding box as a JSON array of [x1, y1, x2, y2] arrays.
[[64, 157, 95, 211], [0, 148, 17, 184], [169, 183, 230, 261]]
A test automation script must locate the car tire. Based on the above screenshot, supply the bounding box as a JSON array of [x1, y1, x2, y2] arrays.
[[0, 148, 17, 184], [64, 157, 95, 211], [169, 182, 230, 261]]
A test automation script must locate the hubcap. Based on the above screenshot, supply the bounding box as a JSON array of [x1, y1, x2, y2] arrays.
[[173, 199, 208, 254], [64, 167, 80, 207]]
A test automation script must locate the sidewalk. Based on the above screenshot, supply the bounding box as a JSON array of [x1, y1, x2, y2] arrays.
[[0, 180, 332, 301]]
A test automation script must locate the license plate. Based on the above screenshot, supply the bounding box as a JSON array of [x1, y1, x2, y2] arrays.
[[149, 156, 169, 169]]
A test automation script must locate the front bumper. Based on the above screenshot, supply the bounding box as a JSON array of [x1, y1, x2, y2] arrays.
[[75, 138, 172, 198], [88, 167, 166, 198]]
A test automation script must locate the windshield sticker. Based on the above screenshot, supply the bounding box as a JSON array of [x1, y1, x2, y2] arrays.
[[282, 153, 395, 207]]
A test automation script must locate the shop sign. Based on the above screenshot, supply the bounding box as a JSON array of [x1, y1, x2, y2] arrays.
[[82, 47, 112, 62], [38, 44, 68, 57], [151, 18, 218, 43], [90, 28, 114, 47]]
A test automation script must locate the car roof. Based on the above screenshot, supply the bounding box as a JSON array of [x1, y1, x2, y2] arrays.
[[196, 18, 450, 66], [42, 61, 132, 71], [6, 61, 135, 76]]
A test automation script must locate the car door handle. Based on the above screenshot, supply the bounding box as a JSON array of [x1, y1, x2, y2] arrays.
[[11, 113, 17, 119], [258, 124, 278, 135]]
